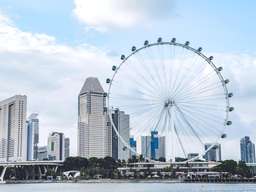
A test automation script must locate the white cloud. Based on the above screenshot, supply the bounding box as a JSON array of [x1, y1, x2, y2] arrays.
[[73, 0, 174, 31], [0, 12, 116, 156]]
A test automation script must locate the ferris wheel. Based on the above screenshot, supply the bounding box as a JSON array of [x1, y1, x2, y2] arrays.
[[106, 37, 233, 162]]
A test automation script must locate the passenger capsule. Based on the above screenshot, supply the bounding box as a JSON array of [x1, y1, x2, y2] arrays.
[[229, 106, 234, 112], [171, 38, 176, 43], [224, 79, 230, 84], [228, 93, 233, 98], [221, 134, 227, 139], [185, 41, 190, 46], [121, 55, 125, 60], [112, 65, 116, 71], [106, 78, 111, 83], [157, 37, 162, 43], [226, 121, 232, 126], [209, 56, 214, 60], [144, 40, 149, 46], [197, 47, 203, 52], [217, 67, 223, 72], [131, 46, 136, 52], [122, 146, 127, 151]]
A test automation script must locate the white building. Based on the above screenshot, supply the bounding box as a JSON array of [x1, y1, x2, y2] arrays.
[[26, 113, 39, 161], [48, 132, 64, 161], [141, 136, 151, 159], [37, 146, 48, 161], [78, 77, 112, 158], [0, 95, 27, 162], [112, 109, 130, 161]]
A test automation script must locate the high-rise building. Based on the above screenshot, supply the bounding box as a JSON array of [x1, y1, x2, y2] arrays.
[[0, 95, 27, 162], [37, 146, 48, 161], [240, 136, 256, 163], [48, 132, 64, 161], [141, 131, 165, 160], [78, 77, 112, 158], [112, 109, 130, 161], [64, 137, 70, 159], [26, 113, 39, 161], [141, 135, 151, 159], [158, 136, 166, 159], [129, 137, 137, 158], [204, 143, 221, 162]]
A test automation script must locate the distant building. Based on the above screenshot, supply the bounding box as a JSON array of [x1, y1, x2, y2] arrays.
[[141, 131, 165, 160], [0, 95, 27, 162], [26, 113, 39, 161], [204, 143, 221, 162], [78, 77, 112, 158], [188, 153, 199, 160], [112, 109, 130, 161], [240, 136, 255, 163], [141, 135, 151, 159], [130, 137, 137, 157], [37, 146, 48, 161], [48, 132, 64, 161], [64, 138, 70, 159], [158, 136, 165, 159]]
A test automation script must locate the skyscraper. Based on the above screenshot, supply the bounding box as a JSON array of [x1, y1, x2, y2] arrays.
[[48, 132, 64, 161], [0, 95, 27, 162], [26, 113, 39, 161], [204, 143, 221, 162], [129, 137, 137, 158], [240, 136, 255, 163], [64, 137, 70, 159], [141, 131, 165, 160], [78, 77, 112, 158], [112, 109, 130, 161], [141, 135, 151, 159]]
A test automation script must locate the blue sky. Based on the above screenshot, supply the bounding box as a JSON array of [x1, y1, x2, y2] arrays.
[[0, 0, 255, 159], [1, 0, 256, 52]]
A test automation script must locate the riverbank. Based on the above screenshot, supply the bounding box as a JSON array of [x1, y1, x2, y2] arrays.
[[3, 178, 256, 184]]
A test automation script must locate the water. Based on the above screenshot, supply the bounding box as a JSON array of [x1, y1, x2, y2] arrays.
[[0, 183, 256, 192]]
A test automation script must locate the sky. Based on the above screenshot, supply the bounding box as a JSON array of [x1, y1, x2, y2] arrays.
[[0, 0, 255, 159]]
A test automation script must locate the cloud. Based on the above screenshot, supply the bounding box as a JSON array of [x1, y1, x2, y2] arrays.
[[73, 0, 174, 31], [0, 12, 116, 155]]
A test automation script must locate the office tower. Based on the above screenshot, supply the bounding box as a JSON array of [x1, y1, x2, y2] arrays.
[[0, 95, 27, 162], [141, 131, 166, 160], [37, 146, 48, 161], [240, 136, 256, 163], [48, 132, 64, 161], [64, 137, 70, 159], [112, 109, 130, 161], [26, 113, 39, 161], [204, 143, 221, 162], [141, 135, 151, 159], [78, 77, 111, 158], [151, 131, 165, 160], [151, 131, 158, 160], [129, 137, 137, 157], [157, 136, 166, 159]]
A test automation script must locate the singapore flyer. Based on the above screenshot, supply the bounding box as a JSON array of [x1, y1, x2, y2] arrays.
[[106, 37, 233, 162]]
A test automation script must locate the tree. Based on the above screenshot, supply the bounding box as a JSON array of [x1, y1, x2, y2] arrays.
[[158, 157, 166, 162], [63, 157, 88, 171], [237, 161, 251, 178], [212, 160, 237, 174]]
